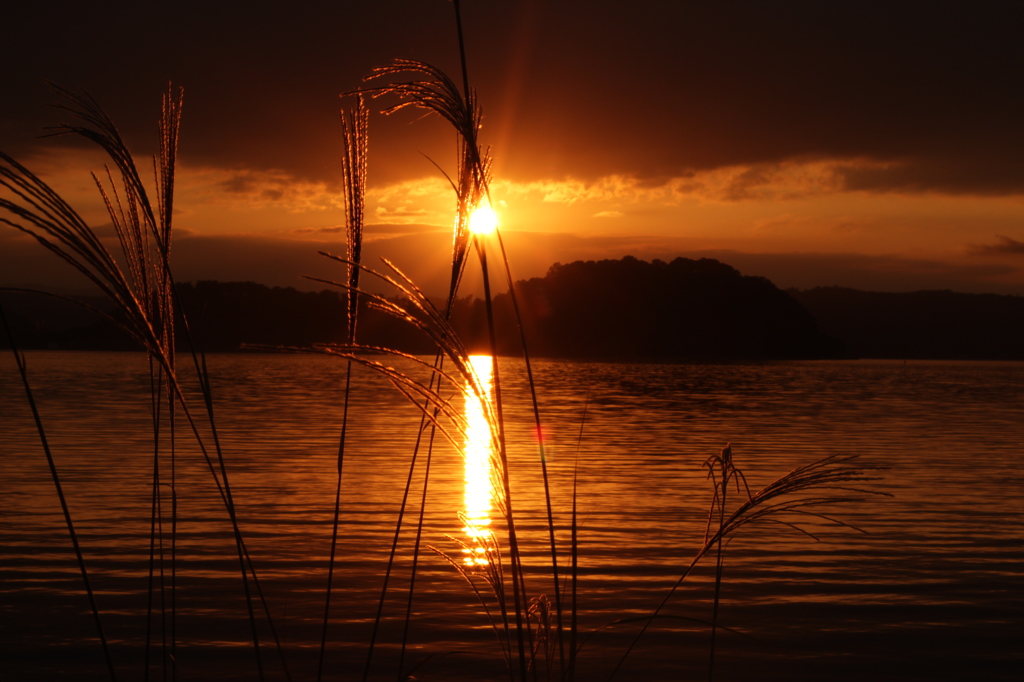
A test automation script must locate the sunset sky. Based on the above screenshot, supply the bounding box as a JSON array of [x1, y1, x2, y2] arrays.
[[3, 1, 1024, 295]]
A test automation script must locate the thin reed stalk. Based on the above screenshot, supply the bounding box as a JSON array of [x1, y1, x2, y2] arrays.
[[0, 304, 118, 682], [397, 417, 440, 680], [568, 394, 589, 682], [703, 444, 744, 681], [360, 390, 421, 680], [317, 92, 369, 682], [607, 451, 889, 681], [474, 234, 531, 680], [143, 362, 169, 682], [495, 226, 564, 677], [357, 346, 446, 682]]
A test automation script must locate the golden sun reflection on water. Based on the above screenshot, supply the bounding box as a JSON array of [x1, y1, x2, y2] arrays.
[[462, 355, 495, 566]]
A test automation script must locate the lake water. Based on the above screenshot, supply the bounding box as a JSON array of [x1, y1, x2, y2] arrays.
[[1, 352, 1022, 681]]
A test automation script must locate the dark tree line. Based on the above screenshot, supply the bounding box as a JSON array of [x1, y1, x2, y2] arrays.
[[791, 286, 1024, 360], [6, 256, 1021, 360]]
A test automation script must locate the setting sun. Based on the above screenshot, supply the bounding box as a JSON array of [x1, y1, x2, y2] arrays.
[[469, 204, 499, 235]]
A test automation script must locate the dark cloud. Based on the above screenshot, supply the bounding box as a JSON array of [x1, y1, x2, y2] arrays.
[[968, 235, 1024, 257], [837, 157, 1024, 196], [718, 166, 779, 201], [290, 226, 346, 235], [3, 2, 1023, 194], [287, 222, 443, 237], [89, 222, 118, 238], [364, 222, 447, 236], [0, 229, 98, 294], [375, 207, 431, 218]]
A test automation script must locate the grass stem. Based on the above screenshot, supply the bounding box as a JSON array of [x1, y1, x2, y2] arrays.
[[1, 304, 118, 682]]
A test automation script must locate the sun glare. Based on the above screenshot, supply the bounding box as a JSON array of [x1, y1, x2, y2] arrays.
[[469, 205, 498, 235]]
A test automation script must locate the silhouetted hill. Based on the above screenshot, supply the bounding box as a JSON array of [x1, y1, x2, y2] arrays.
[[790, 287, 1024, 359], [493, 256, 838, 360]]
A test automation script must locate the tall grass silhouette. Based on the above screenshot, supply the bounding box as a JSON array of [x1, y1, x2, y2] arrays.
[[317, 92, 368, 682], [0, 84, 292, 681]]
